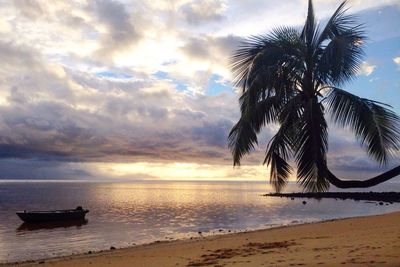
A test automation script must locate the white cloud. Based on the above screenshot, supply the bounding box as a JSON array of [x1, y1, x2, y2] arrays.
[[0, 17, 11, 32], [393, 56, 400, 66], [358, 61, 376, 76], [179, 0, 227, 25]]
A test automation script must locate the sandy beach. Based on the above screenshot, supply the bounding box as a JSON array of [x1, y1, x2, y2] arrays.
[[5, 211, 399, 267]]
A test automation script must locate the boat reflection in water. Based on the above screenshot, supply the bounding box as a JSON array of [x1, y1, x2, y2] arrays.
[[16, 206, 89, 223], [17, 219, 88, 232]]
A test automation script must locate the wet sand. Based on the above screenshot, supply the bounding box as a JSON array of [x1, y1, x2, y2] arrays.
[[5, 212, 400, 267]]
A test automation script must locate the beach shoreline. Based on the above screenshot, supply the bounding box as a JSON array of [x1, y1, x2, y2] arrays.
[[4, 211, 400, 266]]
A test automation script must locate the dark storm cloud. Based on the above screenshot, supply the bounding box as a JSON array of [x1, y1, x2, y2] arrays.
[[0, 103, 106, 161], [0, 114, 234, 163], [325, 126, 400, 179], [0, 159, 92, 180], [191, 120, 232, 147], [0, 144, 71, 160], [328, 156, 394, 173]]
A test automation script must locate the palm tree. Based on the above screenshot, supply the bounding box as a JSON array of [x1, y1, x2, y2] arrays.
[[228, 0, 400, 192]]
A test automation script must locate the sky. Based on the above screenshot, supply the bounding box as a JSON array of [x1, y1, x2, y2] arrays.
[[0, 0, 399, 182]]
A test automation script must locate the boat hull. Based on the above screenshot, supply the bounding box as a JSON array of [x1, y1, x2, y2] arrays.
[[16, 209, 89, 223]]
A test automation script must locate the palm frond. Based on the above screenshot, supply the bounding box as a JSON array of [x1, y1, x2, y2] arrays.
[[230, 26, 305, 97], [316, 27, 365, 85], [295, 98, 330, 192], [301, 0, 317, 49], [326, 88, 400, 164], [228, 117, 258, 166], [239, 90, 283, 131], [316, 1, 350, 45], [263, 96, 302, 192], [229, 27, 306, 168], [264, 123, 293, 193], [228, 91, 282, 166], [266, 152, 292, 193], [314, 1, 365, 85]]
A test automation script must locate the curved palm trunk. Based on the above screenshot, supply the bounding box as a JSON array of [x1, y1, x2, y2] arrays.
[[325, 165, 400, 188]]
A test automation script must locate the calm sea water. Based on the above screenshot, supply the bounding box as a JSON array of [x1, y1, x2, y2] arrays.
[[0, 180, 399, 263]]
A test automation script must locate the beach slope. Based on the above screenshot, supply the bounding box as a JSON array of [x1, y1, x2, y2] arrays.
[[8, 212, 400, 266]]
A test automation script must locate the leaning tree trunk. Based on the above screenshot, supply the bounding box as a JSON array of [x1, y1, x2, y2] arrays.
[[324, 165, 400, 188]]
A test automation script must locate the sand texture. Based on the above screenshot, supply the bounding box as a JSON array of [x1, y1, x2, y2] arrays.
[[5, 212, 400, 267]]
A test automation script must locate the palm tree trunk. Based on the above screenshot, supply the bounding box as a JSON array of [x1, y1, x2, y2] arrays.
[[325, 165, 400, 188]]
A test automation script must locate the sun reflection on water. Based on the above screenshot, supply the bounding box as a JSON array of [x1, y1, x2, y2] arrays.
[[0, 181, 399, 263]]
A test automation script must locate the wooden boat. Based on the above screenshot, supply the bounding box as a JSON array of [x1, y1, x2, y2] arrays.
[[16, 206, 89, 223]]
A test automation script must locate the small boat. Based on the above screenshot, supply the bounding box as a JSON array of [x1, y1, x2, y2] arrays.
[[16, 206, 89, 223]]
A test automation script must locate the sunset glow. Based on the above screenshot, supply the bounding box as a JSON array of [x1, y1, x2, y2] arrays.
[[0, 1, 399, 181], [92, 162, 271, 181]]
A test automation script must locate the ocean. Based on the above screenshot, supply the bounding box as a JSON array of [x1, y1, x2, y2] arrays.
[[0, 180, 399, 263]]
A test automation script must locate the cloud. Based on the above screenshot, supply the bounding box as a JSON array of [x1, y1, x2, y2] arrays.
[[0, 159, 93, 180], [0, 40, 244, 165], [0, 0, 399, 182], [179, 0, 227, 25], [394, 56, 400, 67], [13, 0, 43, 19], [170, 34, 242, 94], [358, 61, 376, 76], [91, 0, 140, 60], [180, 35, 241, 62]]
